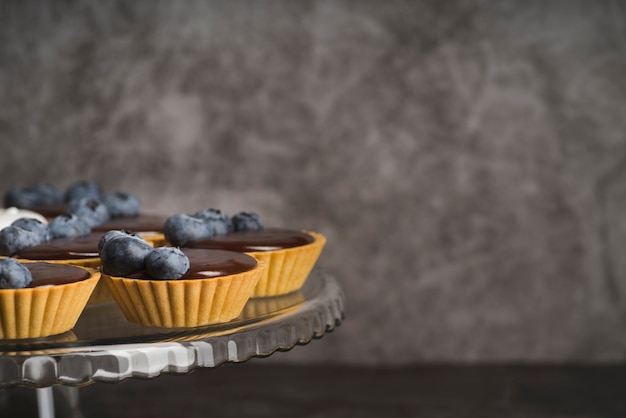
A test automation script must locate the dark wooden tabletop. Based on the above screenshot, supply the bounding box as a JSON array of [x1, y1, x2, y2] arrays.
[[3, 363, 626, 417]]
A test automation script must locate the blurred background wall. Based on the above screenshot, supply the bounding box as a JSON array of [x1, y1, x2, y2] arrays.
[[1, 0, 625, 365]]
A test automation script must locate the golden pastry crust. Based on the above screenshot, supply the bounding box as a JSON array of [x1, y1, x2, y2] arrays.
[[23, 257, 102, 268], [138, 232, 167, 248], [0, 268, 100, 339], [246, 231, 326, 297], [103, 261, 265, 328], [13, 257, 109, 304]]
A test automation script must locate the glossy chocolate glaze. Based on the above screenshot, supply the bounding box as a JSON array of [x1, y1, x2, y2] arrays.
[[15, 233, 103, 260], [186, 228, 314, 252], [127, 248, 257, 280], [93, 213, 167, 234], [24, 262, 91, 287], [22, 203, 67, 218]]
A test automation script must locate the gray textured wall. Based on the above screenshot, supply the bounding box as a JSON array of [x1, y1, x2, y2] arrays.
[[1, 0, 626, 365]]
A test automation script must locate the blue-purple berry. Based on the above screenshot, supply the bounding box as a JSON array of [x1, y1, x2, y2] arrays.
[[97, 229, 142, 253], [11, 217, 51, 241], [0, 226, 46, 256], [0, 258, 33, 289], [145, 247, 190, 280], [65, 180, 103, 202], [31, 182, 64, 205], [193, 208, 233, 234], [104, 191, 141, 217], [99, 234, 153, 276], [49, 214, 91, 239], [3, 187, 35, 208], [66, 197, 110, 227], [4, 182, 63, 208], [231, 212, 263, 232], [164, 214, 214, 246]]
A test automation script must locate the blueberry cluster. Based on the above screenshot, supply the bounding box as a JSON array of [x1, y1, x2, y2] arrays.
[[0, 181, 145, 257], [99, 230, 190, 280], [0, 258, 33, 289], [164, 209, 263, 247], [64, 180, 103, 202], [4, 182, 63, 209], [3, 180, 141, 219], [64, 181, 141, 219], [0, 213, 93, 256]]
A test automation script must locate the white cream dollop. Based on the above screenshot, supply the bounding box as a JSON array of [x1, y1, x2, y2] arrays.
[[0, 207, 48, 230]]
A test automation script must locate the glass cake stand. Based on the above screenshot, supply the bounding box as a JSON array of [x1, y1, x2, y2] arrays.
[[0, 269, 345, 418]]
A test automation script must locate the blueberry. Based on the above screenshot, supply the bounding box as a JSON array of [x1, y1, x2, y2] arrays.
[[11, 217, 51, 241], [193, 208, 233, 235], [66, 197, 110, 227], [99, 235, 153, 276], [0, 226, 46, 256], [97, 229, 142, 253], [145, 247, 190, 280], [5, 187, 29, 208], [49, 214, 91, 239], [65, 180, 103, 202], [103, 191, 141, 217], [5, 182, 64, 208], [0, 258, 33, 289], [31, 182, 64, 205], [164, 214, 213, 246], [4, 187, 41, 208], [193, 208, 231, 224], [231, 212, 263, 231]]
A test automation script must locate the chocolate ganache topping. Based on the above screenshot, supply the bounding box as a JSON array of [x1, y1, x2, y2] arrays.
[[127, 248, 257, 280], [24, 262, 91, 287], [186, 228, 314, 252], [24, 203, 67, 219], [92, 213, 167, 234], [15, 233, 103, 260]]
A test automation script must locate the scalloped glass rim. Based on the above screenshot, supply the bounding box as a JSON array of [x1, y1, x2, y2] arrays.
[[0, 269, 345, 388]]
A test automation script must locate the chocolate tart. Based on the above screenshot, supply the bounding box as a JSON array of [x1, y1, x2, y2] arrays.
[[103, 248, 265, 328], [185, 229, 326, 297], [0, 262, 100, 339]]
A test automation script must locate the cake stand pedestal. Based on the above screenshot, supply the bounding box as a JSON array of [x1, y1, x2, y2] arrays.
[[0, 270, 345, 418]]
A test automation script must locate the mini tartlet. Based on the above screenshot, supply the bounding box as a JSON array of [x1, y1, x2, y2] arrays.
[[99, 233, 265, 328], [0, 261, 99, 339], [164, 210, 326, 297], [8, 232, 112, 304], [186, 229, 326, 297]]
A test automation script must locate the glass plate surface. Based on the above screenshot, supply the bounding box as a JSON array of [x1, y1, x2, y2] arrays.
[[0, 269, 345, 388]]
